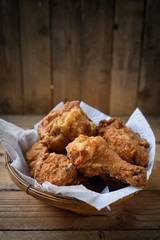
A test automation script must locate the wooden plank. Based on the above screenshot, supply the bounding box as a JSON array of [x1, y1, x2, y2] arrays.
[[0, 231, 100, 240], [0, 230, 160, 240], [0, 163, 19, 190], [0, 0, 22, 113], [52, 0, 81, 105], [145, 116, 160, 143], [0, 191, 159, 230], [144, 161, 160, 190], [0, 114, 44, 129], [155, 143, 160, 162], [138, 0, 160, 115], [110, 0, 144, 115], [81, 0, 113, 114], [0, 145, 19, 190], [19, 0, 51, 113]]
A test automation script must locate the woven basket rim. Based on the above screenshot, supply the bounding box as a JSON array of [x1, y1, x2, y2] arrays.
[[4, 152, 83, 203], [5, 152, 103, 214], [5, 152, 137, 214]]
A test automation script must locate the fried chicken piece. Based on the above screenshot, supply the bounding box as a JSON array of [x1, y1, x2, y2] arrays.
[[34, 152, 77, 186], [98, 117, 149, 167], [26, 140, 77, 186], [66, 135, 147, 187], [26, 140, 49, 178], [67, 135, 107, 177], [38, 101, 97, 153]]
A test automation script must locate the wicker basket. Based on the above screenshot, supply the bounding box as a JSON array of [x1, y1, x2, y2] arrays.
[[5, 152, 136, 215]]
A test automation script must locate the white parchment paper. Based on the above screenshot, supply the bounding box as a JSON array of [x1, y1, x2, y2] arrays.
[[0, 102, 155, 210]]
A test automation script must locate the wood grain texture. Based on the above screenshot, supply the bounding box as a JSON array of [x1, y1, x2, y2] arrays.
[[145, 116, 160, 143], [0, 114, 44, 129], [0, 144, 19, 190], [52, 0, 81, 105], [0, 231, 103, 240], [19, 0, 51, 113], [0, 230, 160, 240], [0, 0, 22, 114], [144, 161, 160, 190], [81, 0, 113, 114], [110, 0, 144, 115], [0, 191, 159, 230], [138, 0, 160, 115]]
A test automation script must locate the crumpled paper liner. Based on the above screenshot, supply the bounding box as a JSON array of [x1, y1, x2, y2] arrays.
[[0, 102, 155, 210]]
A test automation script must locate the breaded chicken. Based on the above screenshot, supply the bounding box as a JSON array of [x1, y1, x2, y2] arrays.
[[26, 140, 77, 186], [38, 101, 96, 153], [67, 135, 107, 177], [66, 135, 147, 188], [34, 152, 77, 186], [26, 140, 49, 178], [98, 118, 149, 167]]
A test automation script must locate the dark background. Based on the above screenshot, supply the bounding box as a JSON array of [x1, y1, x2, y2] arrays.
[[0, 0, 160, 115]]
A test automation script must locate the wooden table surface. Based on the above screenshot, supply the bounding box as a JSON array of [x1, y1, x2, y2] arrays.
[[0, 115, 160, 240]]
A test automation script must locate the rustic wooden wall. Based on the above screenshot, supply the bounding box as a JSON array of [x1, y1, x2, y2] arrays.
[[0, 0, 160, 115]]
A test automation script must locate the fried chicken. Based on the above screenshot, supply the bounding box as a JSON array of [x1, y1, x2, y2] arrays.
[[26, 140, 49, 178], [66, 135, 147, 187], [38, 101, 97, 153], [67, 135, 107, 177], [34, 152, 77, 186], [98, 117, 149, 167], [26, 140, 77, 186]]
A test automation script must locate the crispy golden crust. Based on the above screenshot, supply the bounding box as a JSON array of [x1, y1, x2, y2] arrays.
[[26, 106, 149, 189], [26, 140, 77, 186], [66, 135, 147, 187], [34, 153, 77, 186], [67, 135, 108, 177], [26, 140, 49, 178], [38, 101, 97, 153], [98, 118, 149, 167], [103, 148, 147, 188]]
